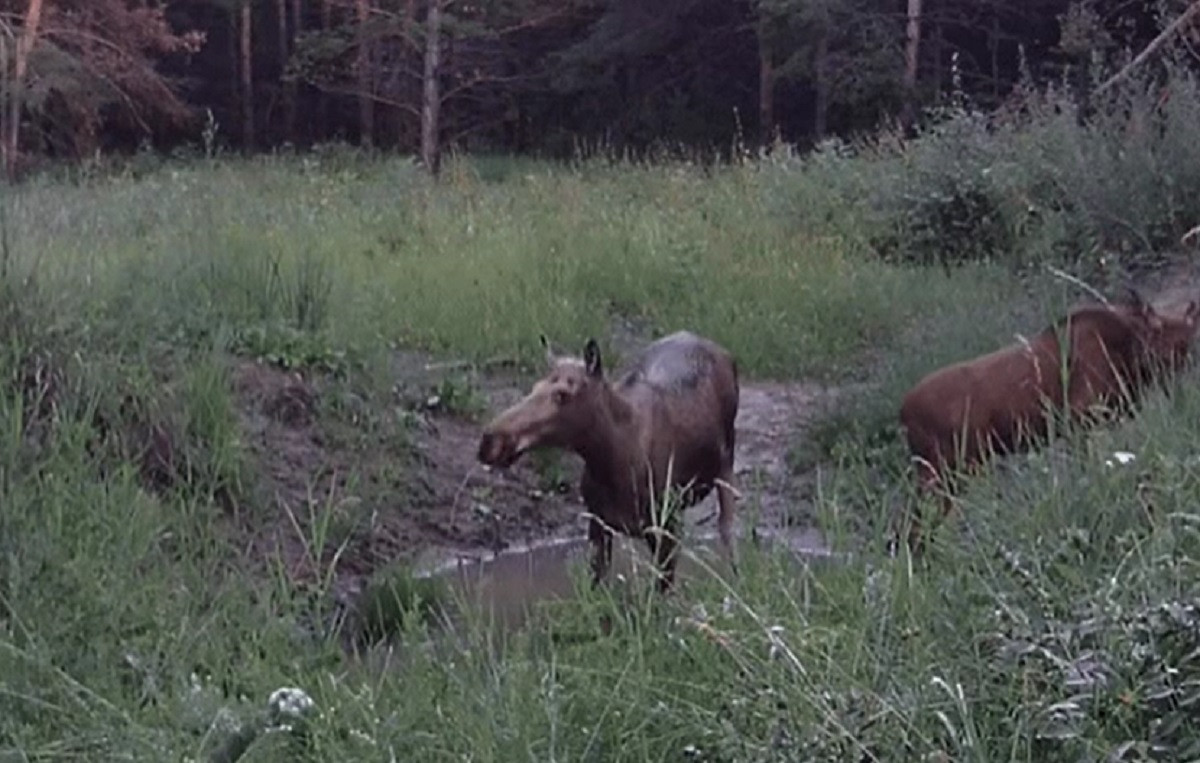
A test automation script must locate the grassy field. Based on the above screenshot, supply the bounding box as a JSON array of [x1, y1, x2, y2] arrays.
[[3, 73, 1200, 760], [2, 145, 1036, 381]]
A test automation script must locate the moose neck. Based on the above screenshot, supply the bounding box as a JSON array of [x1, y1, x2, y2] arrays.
[[574, 383, 642, 483]]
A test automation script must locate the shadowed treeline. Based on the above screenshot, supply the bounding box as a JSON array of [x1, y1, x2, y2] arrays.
[[0, 0, 1195, 173]]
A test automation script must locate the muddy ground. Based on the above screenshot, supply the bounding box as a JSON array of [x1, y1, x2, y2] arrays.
[[230, 320, 854, 608]]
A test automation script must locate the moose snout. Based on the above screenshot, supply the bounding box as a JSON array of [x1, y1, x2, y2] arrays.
[[477, 429, 516, 467]]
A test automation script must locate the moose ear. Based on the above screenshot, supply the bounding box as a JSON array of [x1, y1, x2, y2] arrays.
[[540, 334, 555, 367], [583, 339, 603, 378]]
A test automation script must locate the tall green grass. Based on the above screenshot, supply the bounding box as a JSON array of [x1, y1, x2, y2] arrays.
[[0, 147, 1029, 381], [3, 63, 1200, 759], [4, 367, 1199, 759]]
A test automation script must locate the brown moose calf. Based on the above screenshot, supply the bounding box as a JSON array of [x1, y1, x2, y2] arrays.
[[897, 290, 1199, 554], [477, 331, 740, 592]]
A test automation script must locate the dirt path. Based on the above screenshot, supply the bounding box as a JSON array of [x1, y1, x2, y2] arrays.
[[731, 382, 843, 524]]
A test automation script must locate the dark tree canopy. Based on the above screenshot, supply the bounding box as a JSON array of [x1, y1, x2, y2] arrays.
[[0, 0, 1196, 171]]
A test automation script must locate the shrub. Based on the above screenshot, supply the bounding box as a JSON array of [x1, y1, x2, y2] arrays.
[[807, 62, 1200, 277]]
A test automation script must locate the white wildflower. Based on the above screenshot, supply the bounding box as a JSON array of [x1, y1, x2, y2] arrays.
[[766, 624, 786, 662], [1104, 451, 1137, 468], [268, 687, 316, 721]]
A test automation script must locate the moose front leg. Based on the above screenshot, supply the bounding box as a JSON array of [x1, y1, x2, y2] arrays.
[[896, 458, 951, 558], [588, 516, 613, 587]]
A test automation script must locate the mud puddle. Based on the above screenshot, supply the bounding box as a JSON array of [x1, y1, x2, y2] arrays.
[[415, 523, 836, 631]]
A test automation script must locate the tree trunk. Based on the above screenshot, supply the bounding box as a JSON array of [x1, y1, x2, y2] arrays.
[[291, 0, 303, 143], [900, 0, 922, 133], [813, 22, 829, 140], [4, 0, 45, 179], [397, 0, 418, 148], [241, 0, 255, 151], [757, 29, 774, 143], [228, 8, 237, 140], [357, 0, 374, 147], [990, 12, 1000, 100], [317, 0, 332, 140], [278, 0, 294, 144], [931, 22, 943, 95], [420, 0, 442, 174]]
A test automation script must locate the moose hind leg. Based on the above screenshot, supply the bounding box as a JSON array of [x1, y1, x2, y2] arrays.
[[645, 521, 680, 593], [909, 459, 958, 556], [588, 516, 613, 587]]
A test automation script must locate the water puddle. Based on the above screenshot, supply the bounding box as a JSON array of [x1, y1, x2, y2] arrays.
[[414, 524, 837, 631]]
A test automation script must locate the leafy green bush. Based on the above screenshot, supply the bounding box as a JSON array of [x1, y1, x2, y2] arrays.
[[869, 110, 1029, 269], [784, 62, 1200, 277]]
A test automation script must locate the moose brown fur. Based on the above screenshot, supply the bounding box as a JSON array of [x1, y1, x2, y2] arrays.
[[477, 331, 740, 592], [897, 291, 1200, 554]]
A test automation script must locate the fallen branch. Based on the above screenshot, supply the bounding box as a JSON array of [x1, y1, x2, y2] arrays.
[[1094, 0, 1200, 96]]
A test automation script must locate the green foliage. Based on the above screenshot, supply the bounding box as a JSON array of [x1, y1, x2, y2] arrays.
[[757, 0, 903, 115], [4, 76, 1200, 758], [426, 373, 487, 420], [232, 323, 351, 377], [352, 565, 451, 646], [821, 63, 1200, 274], [0, 148, 1018, 381], [177, 355, 247, 503], [795, 265, 1069, 473]]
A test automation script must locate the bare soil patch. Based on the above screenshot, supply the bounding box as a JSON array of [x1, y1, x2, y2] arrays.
[[731, 382, 847, 527], [230, 354, 580, 603]]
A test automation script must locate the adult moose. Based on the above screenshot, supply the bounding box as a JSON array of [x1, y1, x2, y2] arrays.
[[477, 331, 740, 593], [897, 289, 1200, 555]]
